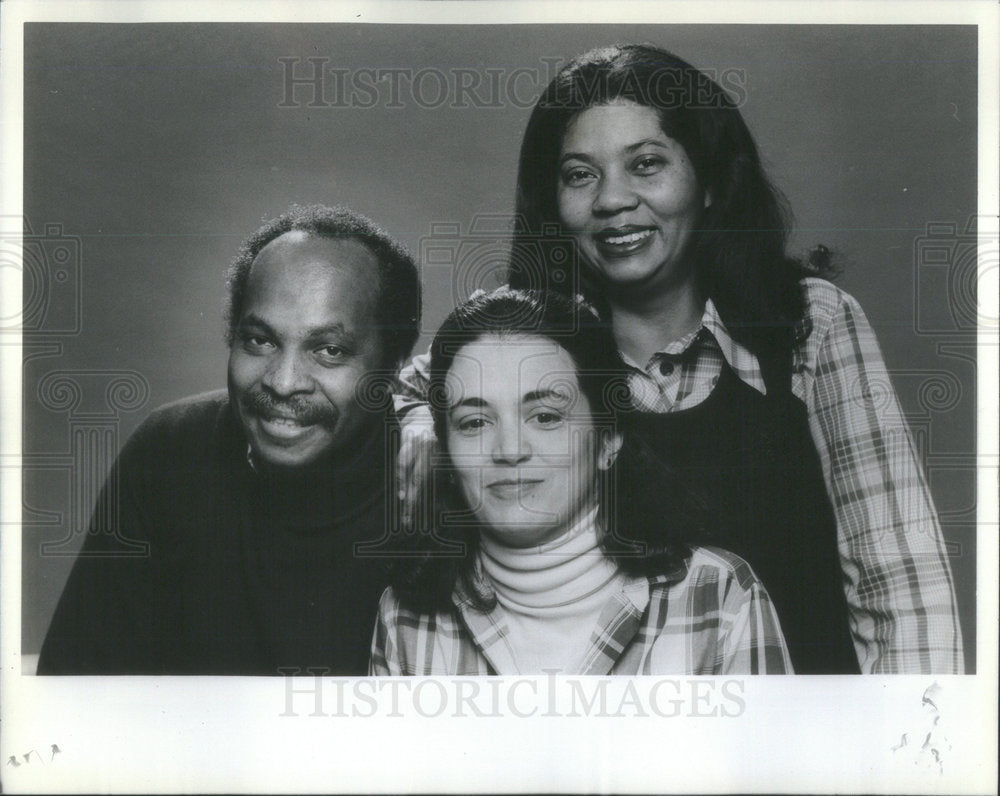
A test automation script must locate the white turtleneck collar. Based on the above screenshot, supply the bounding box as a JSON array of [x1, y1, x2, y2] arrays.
[[478, 506, 625, 674]]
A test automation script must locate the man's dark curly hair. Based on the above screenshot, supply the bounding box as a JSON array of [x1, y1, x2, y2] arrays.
[[225, 204, 421, 365]]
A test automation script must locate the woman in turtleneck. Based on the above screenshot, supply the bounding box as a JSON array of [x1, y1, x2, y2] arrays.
[[477, 504, 622, 674], [370, 287, 792, 676]]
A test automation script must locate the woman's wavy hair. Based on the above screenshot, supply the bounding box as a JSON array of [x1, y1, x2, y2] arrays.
[[389, 287, 701, 613], [510, 43, 832, 354]]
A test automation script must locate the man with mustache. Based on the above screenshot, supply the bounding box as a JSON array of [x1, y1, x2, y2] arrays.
[[38, 204, 420, 675]]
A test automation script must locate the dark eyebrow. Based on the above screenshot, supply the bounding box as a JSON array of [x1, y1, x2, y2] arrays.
[[523, 388, 571, 404], [559, 151, 591, 166], [237, 313, 275, 335], [238, 315, 357, 347], [560, 138, 669, 164], [624, 138, 669, 153], [447, 391, 572, 417], [449, 397, 488, 413], [304, 323, 357, 346]]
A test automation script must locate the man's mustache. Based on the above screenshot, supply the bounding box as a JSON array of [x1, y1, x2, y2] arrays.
[[241, 390, 338, 427]]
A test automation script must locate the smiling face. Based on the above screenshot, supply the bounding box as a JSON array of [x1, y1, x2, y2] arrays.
[[443, 334, 620, 548], [227, 230, 387, 469], [556, 100, 709, 298]]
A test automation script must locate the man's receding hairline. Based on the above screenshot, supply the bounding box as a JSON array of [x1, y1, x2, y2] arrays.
[[247, 229, 383, 288], [226, 204, 420, 362], [253, 227, 381, 260], [240, 228, 392, 362]]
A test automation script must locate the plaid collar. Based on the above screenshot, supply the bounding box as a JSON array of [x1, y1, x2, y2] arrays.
[[451, 555, 691, 675], [619, 298, 767, 396], [451, 560, 519, 675]]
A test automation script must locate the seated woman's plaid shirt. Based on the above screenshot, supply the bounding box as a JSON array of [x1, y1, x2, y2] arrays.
[[369, 547, 792, 676], [395, 278, 965, 673]]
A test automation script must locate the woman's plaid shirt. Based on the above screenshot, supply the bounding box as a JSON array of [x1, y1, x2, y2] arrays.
[[395, 278, 965, 673], [370, 547, 792, 676], [619, 278, 963, 674]]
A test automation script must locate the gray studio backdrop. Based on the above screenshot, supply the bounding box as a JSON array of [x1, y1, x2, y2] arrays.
[[21, 23, 978, 668]]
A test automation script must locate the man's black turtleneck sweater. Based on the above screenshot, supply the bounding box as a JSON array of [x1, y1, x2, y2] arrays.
[[38, 390, 397, 675]]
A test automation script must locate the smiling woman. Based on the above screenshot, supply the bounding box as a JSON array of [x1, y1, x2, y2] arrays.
[[505, 44, 964, 674], [371, 287, 793, 676], [443, 334, 616, 549], [398, 42, 966, 675], [556, 100, 709, 349]]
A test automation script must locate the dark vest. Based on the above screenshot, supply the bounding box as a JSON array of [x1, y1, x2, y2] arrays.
[[631, 342, 860, 674]]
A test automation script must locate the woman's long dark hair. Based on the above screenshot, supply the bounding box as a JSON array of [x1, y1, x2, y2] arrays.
[[510, 43, 833, 355], [389, 287, 702, 613]]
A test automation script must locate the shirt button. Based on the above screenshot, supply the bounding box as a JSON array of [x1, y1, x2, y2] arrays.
[[659, 360, 674, 376]]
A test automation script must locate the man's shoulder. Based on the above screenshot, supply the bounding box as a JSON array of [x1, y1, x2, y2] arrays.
[[142, 389, 231, 431], [125, 389, 236, 461]]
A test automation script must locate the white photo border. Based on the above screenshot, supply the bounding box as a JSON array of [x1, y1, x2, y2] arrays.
[[1, 1, 997, 793]]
